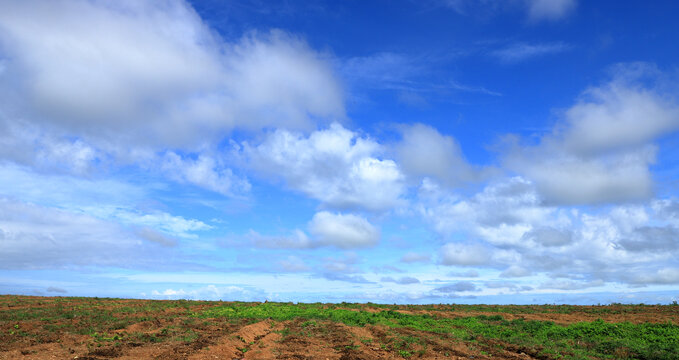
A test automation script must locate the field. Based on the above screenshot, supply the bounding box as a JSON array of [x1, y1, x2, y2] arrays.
[[1, 295, 679, 359]]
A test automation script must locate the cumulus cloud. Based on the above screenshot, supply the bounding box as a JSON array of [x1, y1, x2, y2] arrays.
[[159, 152, 251, 196], [618, 226, 679, 252], [503, 64, 679, 205], [0, 0, 343, 150], [420, 177, 566, 247], [539, 279, 604, 291], [627, 268, 679, 285], [243, 123, 404, 211], [309, 212, 380, 249], [505, 142, 656, 205], [521, 226, 573, 247], [417, 171, 679, 290], [0, 120, 104, 175], [562, 76, 679, 155], [250, 212, 380, 249], [247, 211, 380, 249], [0, 0, 346, 200], [395, 124, 483, 187], [440, 243, 491, 266], [500, 265, 532, 278]]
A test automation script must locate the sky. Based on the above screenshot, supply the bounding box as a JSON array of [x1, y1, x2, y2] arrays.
[[1, 0, 679, 305]]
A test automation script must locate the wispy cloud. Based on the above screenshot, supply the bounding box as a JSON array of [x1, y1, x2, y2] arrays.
[[438, 0, 577, 22], [491, 42, 571, 63], [340, 52, 501, 101], [526, 0, 577, 22]]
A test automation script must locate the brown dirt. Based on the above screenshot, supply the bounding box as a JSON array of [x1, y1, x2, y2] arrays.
[[393, 307, 679, 325], [1, 295, 678, 359]]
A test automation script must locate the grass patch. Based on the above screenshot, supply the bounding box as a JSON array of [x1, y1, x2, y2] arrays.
[[200, 302, 679, 360]]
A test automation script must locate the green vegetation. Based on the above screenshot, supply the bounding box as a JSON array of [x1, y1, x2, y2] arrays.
[[2, 296, 678, 359], [201, 302, 679, 360]]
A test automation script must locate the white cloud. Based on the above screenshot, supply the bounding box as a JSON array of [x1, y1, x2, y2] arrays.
[[539, 279, 604, 291], [250, 211, 380, 249], [395, 123, 482, 186], [0, 163, 211, 241], [526, 0, 577, 22], [618, 226, 679, 252], [500, 265, 532, 278], [0, 120, 103, 175], [417, 173, 679, 289], [419, 177, 564, 243], [243, 123, 405, 211], [628, 268, 679, 285], [160, 152, 250, 196], [150, 284, 266, 301], [562, 79, 679, 155], [503, 65, 679, 205], [0, 198, 170, 269], [0, 0, 345, 199], [521, 226, 573, 247], [440, 243, 491, 266], [0, 0, 343, 150], [309, 212, 380, 249], [92, 207, 212, 239], [505, 143, 656, 205]]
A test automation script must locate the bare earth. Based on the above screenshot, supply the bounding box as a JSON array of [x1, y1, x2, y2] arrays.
[[1, 295, 678, 360]]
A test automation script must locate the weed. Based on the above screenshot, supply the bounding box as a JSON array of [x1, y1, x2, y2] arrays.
[[398, 349, 412, 358]]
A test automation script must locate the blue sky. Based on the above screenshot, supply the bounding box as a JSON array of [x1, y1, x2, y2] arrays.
[[1, 0, 679, 304]]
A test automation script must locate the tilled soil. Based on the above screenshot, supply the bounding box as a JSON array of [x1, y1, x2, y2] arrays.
[[1, 295, 678, 359]]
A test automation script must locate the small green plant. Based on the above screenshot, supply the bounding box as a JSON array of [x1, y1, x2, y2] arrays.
[[360, 337, 373, 344], [398, 349, 412, 358]]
